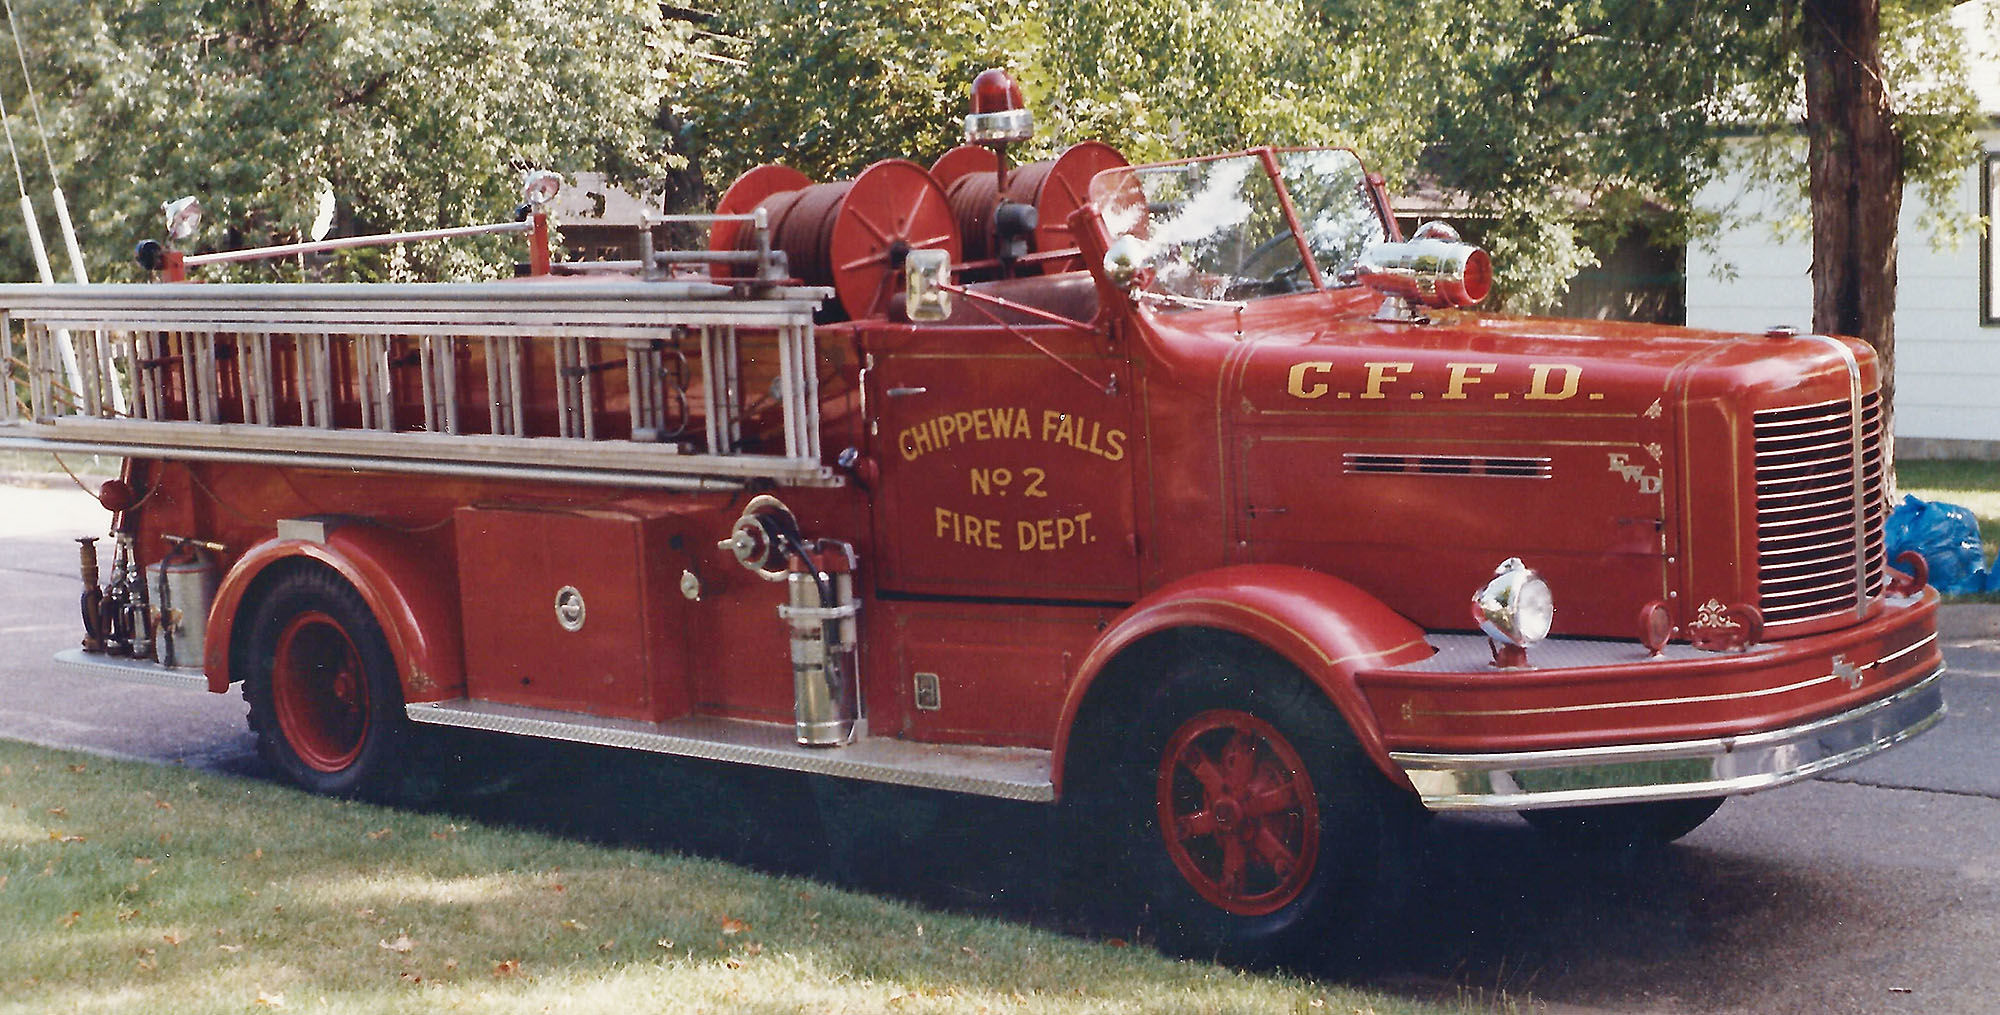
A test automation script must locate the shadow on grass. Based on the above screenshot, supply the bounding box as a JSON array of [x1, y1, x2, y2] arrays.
[[407, 728, 1863, 1009]]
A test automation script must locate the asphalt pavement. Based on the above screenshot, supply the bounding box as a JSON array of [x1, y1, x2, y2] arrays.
[[5, 478, 2000, 1013]]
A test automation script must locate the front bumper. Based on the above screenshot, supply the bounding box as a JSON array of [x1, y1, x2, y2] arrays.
[[1391, 664, 1943, 810], [1360, 590, 1943, 811]]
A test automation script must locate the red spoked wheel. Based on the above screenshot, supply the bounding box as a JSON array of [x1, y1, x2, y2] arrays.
[[1156, 709, 1321, 916], [1061, 648, 1408, 963], [243, 568, 412, 800], [269, 610, 371, 773]]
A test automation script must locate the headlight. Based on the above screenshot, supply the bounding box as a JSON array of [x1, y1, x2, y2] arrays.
[[1472, 557, 1554, 647]]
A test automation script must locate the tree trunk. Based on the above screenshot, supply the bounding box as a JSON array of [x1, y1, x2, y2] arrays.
[[1798, 0, 1902, 460]]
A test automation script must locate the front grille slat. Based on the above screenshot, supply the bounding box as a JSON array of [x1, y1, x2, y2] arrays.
[[1753, 392, 1885, 625]]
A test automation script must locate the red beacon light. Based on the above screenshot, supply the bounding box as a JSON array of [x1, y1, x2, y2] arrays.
[[964, 68, 1034, 145]]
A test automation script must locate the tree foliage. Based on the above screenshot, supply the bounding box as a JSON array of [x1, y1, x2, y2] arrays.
[[3, 0, 691, 280], [0, 0, 1984, 314]]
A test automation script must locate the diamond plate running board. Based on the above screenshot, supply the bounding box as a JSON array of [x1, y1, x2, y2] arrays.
[[54, 648, 212, 691], [406, 699, 1055, 802]]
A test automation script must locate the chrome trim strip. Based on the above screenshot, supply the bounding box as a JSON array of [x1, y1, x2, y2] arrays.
[[52, 647, 212, 691], [407, 699, 1054, 802], [1392, 666, 1944, 811], [1797, 334, 1868, 621]]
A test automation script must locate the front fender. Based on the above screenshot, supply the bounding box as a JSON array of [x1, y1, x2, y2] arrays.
[[203, 523, 464, 702], [1052, 564, 1432, 793]]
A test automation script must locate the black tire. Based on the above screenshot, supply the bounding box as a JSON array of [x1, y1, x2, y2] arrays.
[[241, 567, 412, 800], [1066, 648, 1407, 964], [1519, 796, 1725, 850]]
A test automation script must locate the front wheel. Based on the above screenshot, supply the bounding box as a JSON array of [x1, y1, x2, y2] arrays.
[[242, 568, 412, 800], [1069, 651, 1408, 963]]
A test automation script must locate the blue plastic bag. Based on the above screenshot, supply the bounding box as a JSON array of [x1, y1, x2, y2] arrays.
[[1883, 494, 1990, 594]]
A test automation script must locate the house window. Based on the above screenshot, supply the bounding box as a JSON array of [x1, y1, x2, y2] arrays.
[[1986, 152, 2000, 326]]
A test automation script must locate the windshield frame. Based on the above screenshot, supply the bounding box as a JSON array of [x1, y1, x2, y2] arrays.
[[1085, 146, 1393, 308]]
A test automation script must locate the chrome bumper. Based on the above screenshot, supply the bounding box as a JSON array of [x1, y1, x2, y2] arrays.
[[1391, 665, 1945, 811]]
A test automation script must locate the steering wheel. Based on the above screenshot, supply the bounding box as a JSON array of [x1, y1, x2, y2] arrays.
[[1225, 232, 1309, 299]]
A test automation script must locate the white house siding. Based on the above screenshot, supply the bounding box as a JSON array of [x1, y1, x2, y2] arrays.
[[1686, 128, 2000, 457]]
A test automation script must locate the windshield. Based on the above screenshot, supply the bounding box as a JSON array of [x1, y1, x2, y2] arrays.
[[1088, 148, 1388, 305]]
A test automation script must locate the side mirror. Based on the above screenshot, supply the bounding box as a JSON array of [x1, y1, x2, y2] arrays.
[[1102, 234, 1150, 291], [904, 248, 953, 322]]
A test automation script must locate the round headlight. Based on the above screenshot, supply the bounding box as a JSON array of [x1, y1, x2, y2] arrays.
[[1472, 557, 1554, 647]]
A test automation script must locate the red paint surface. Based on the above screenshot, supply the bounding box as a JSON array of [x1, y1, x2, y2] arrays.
[[101, 145, 1929, 799]]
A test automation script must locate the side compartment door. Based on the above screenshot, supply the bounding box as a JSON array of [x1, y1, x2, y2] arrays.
[[866, 324, 1140, 600]]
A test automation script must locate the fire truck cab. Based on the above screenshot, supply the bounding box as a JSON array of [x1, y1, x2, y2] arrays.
[[0, 71, 1942, 959]]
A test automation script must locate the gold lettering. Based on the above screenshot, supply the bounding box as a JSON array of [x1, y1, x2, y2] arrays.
[[1361, 362, 1414, 399], [1102, 429, 1126, 462], [1041, 409, 1062, 443], [1442, 362, 1496, 400], [972, 409, 992, 442], [1287, 361, 1334, 399], [935, 506, 953, 539], [1526, 363, 1581, 401]]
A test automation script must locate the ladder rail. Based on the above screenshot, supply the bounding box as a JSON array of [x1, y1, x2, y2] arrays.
[[0, 281, 838, 487]]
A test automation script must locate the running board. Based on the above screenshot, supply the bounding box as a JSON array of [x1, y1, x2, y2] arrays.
[[53, 647, 212, 691], [405, 699, 1055, 803]]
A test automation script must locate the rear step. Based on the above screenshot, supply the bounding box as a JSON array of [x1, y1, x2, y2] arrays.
[[406, 699, 1055, 802]]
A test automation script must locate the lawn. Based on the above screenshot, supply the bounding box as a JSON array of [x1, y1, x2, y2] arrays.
[[1899, 459, 2000, 564], [0, 739, 1451, 1015]]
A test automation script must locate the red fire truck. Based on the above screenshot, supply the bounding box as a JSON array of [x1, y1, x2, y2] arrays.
[[0, 70, 1943, 958]]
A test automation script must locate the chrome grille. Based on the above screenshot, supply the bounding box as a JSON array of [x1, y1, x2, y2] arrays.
[[1752, 393, 1886, 624]]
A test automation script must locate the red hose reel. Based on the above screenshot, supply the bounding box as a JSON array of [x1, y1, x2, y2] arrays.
[[931, 140, 1128, 273], [710, 160, 961, 321]]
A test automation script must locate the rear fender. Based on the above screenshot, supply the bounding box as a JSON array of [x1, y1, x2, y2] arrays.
[[1053, 564, 1433, 794], [203, 523, 464, 702]]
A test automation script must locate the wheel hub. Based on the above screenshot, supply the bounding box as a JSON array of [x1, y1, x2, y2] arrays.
[[1156, 708, 1321, 917]]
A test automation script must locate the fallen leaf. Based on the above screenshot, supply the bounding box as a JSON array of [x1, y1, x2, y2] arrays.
[[136, 947, 155, 957], [51, 833, 85, 844], [58, 911, 79, 928], [355, 908, 376, 918], [253, 991, 284, 1007], [0, 875, 8, 891], [117, 909, 138, 922], [548, 883, 565, 893], [492, 959, 521, 978], [720, 918, 749, 936], [67, 764, 87, 773], [598, 940, 615, 952], [46, 807, 66, 817], [163, 933, 184, 946], [1106, 938, 1129, 948], [960, 946, 976, 956], [366, 828, 392, 841], [133, 857, 153, 866], [248, 848, 263, 862], [153, 799, 172, 811], [559, 919, 587, 932], [379, 934, 415, 954], [744, 943, 763, 956], [218, 944, 245, 953]]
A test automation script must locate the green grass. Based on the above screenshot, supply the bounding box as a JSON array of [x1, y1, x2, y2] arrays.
[[0, 739, 1450, 1015], [1899, 459, 2000, 559]]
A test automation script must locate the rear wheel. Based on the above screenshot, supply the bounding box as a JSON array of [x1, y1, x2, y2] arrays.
[[243, 568, 411, 800], [1520, 796, 1725, 850], [1068, 649, 1406, 963]]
